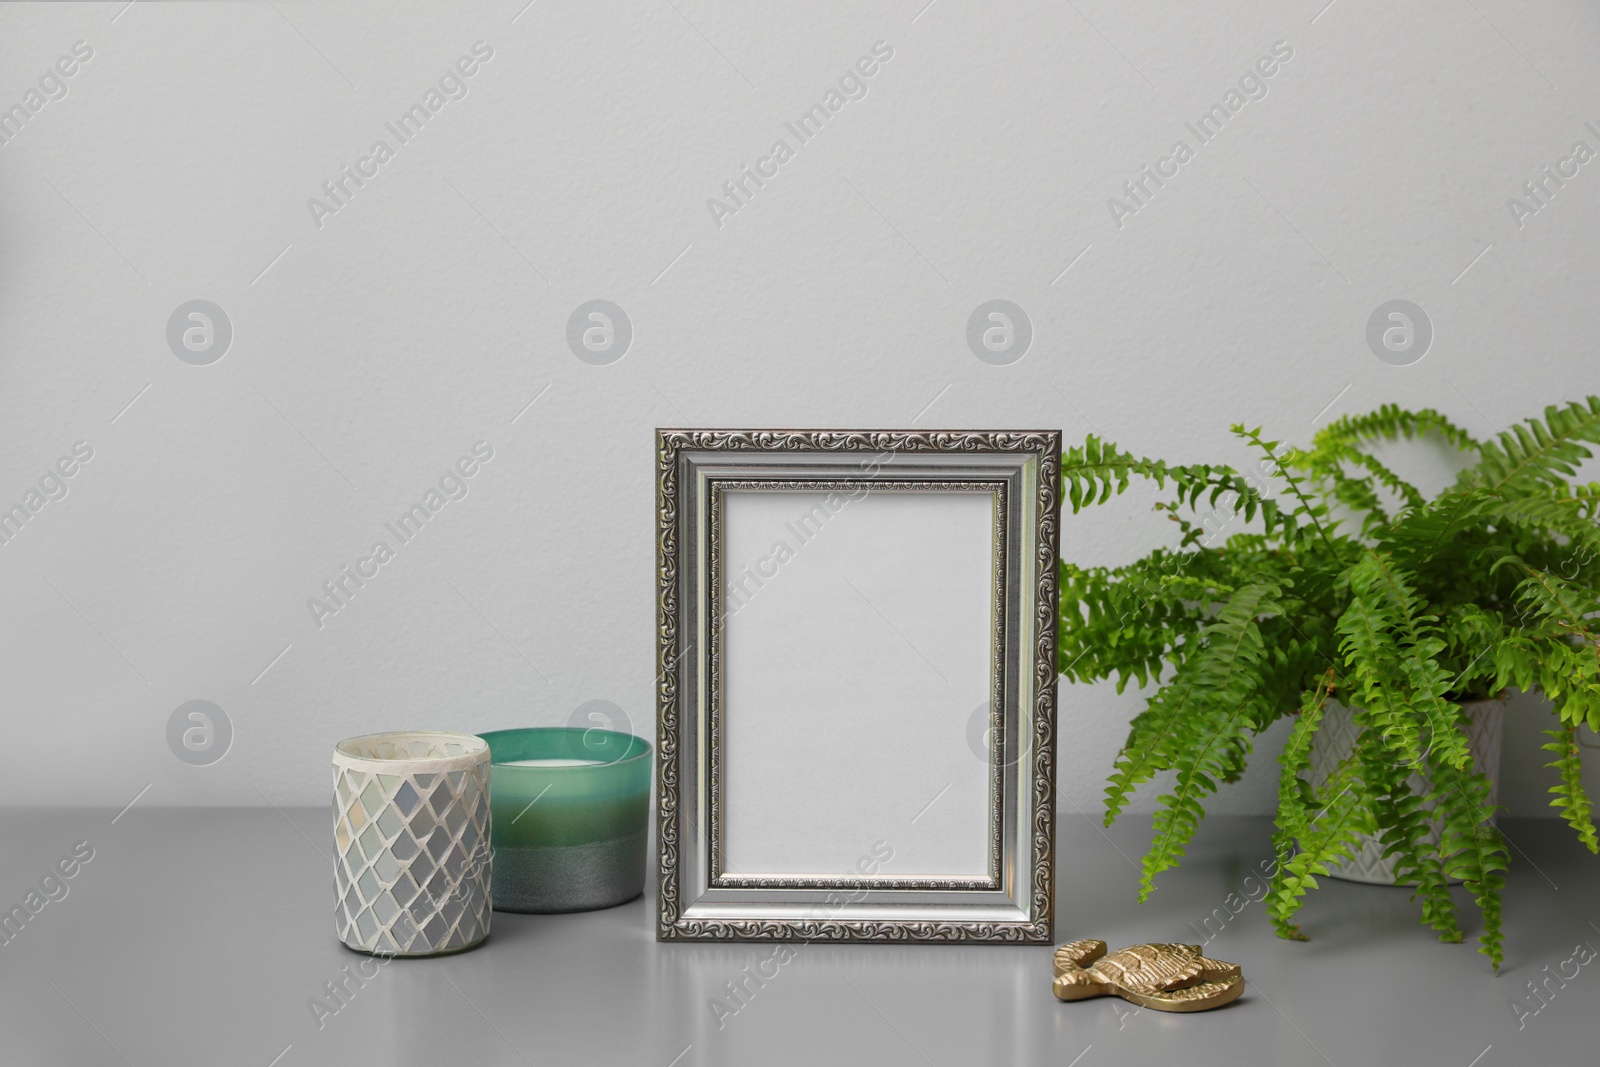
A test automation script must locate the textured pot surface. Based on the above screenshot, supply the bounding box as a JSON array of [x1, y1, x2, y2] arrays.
[[331, 731, 493, 956], [479, 727, 651, 914], [1306, 699, 1504, 886]]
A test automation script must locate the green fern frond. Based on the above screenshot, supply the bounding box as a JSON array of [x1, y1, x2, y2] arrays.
[[1526, 636, 1600, 732], [1233, 424, 1343, 556], [1060, 563, 1181, 691], [1136, 582, 1281, 900], [1268, 752, 1372, 940], [1474, 869, 1505, 971], [1059, 548, 1240, 691], [1502, 485, 1600, 540], [1358, 724, 1455, 941], [1315, 403, 1482, 456], [1295, 404, 1480, 536], [1543, 726, 1600, 853], [1060, 435, 1294, 539], [1430, 752, 1507, 969], [1375, 490, 1489, 557], [1321, 449, 1423, 535], [1103, 674, 1197, 827], [1337, 553, 1467, 770], [1269, 672, 1334, 939], [1460, 396, 1600, 493], [1060, 435, 1149, 510], [1350, 552, 1472, 769], [1496, 556, 1600, 640], [1437, 607, 1506, 699]]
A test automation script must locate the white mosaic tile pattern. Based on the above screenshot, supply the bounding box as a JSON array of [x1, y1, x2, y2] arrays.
[[331, 733, 491, 955]]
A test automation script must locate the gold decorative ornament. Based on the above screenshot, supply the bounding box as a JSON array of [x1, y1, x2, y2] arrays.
[[1051, 940, 1244, 1013]]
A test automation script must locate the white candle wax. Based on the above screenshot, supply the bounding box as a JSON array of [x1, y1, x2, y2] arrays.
[[498, 758, 603, 767]]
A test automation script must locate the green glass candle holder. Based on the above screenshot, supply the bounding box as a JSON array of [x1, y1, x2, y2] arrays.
[[478, 727, 650, 913]]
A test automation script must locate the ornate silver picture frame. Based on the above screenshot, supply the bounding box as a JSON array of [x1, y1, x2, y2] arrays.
[[656, 430, 1059, 942]]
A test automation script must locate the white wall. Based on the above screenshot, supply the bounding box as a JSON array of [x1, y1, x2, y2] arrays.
[[1, 0, 1597, 817]]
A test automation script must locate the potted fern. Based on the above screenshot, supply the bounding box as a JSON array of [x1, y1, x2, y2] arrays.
[[1060, 399, 1600, 969]]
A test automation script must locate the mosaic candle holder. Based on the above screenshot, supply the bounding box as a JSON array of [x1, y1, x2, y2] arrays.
[[332, 731, 492, 956], [479, 727, 651, 913]]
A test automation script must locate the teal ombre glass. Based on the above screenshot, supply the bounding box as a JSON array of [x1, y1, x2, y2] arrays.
[[478, 727, 651, 913]]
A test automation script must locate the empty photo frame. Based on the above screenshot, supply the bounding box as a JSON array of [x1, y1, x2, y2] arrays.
[[656, 430, 1060, 942]]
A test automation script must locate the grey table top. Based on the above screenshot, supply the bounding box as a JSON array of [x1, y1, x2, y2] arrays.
[[1, 808, 1594, 1066]]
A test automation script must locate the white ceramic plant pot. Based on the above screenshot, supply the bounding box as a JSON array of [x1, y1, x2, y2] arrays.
[[332, 731, 492, 956], [1306, 698, 1504, 886]]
